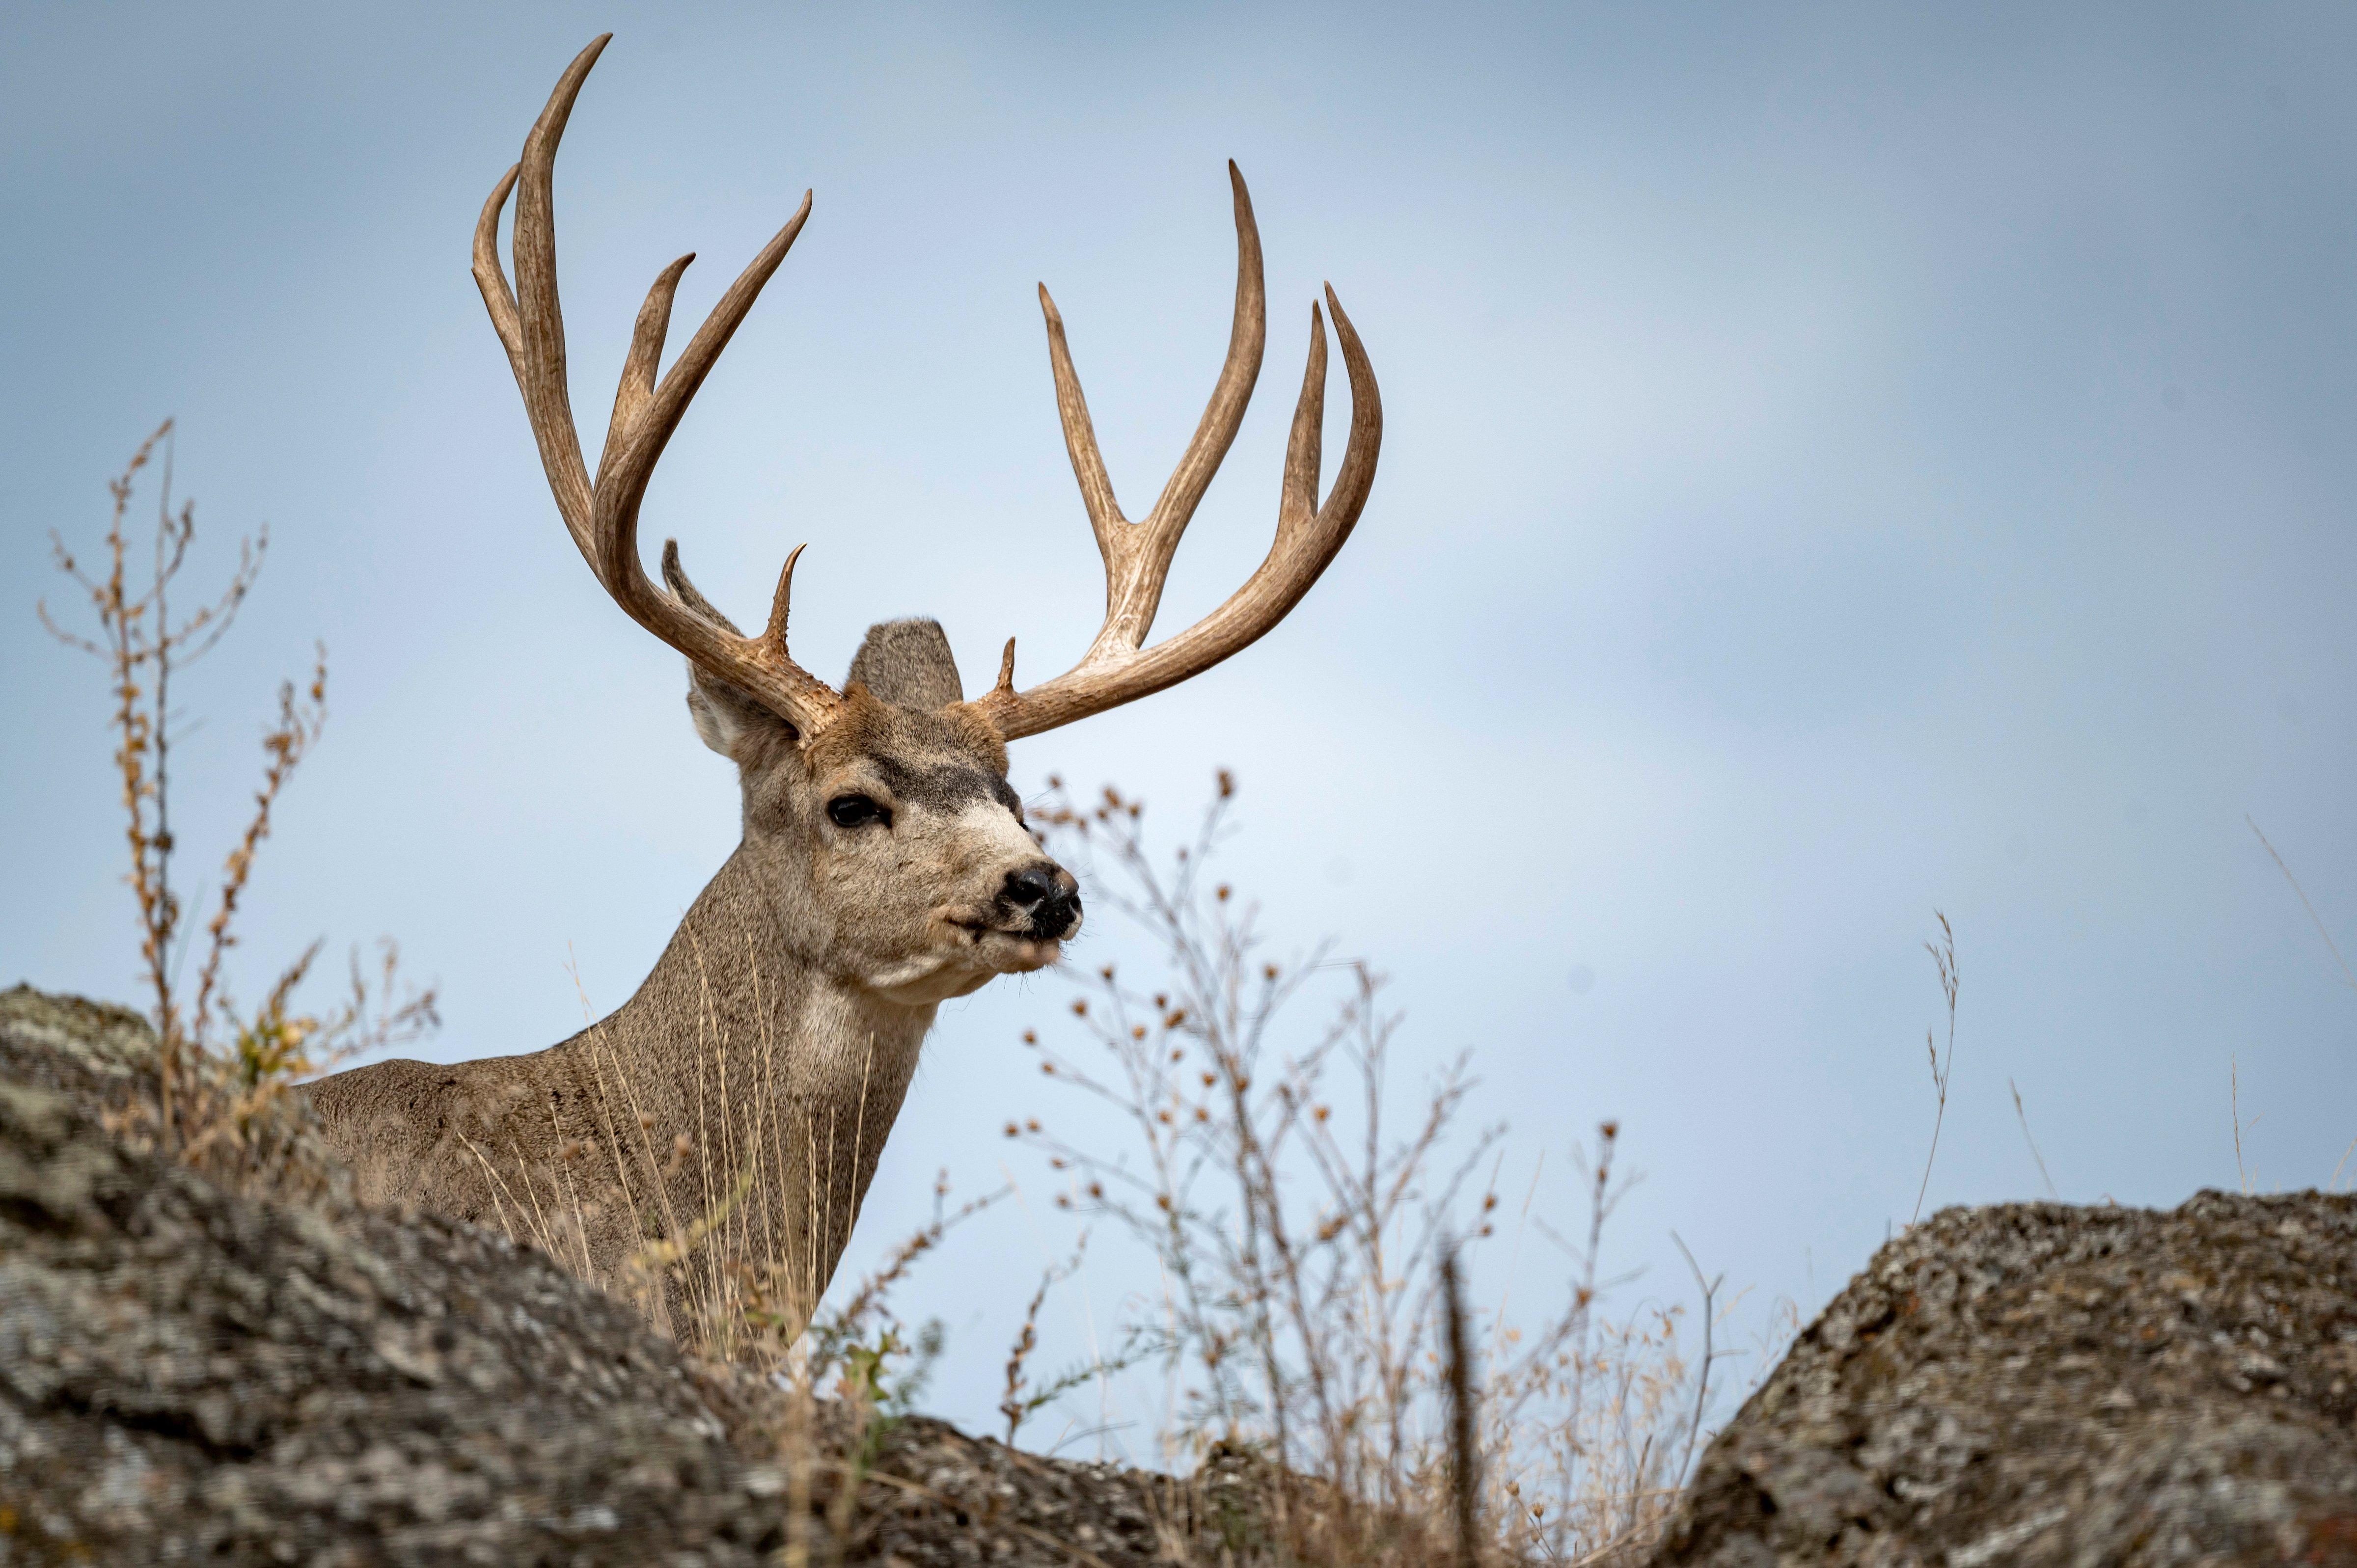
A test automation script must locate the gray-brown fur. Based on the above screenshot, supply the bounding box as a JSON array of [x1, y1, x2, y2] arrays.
[[309, 622, 1071, 1340]]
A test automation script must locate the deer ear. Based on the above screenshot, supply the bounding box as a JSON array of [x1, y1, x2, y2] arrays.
[[684, 669, 776, 757], [845, 619, 964, 709], [664, 544, 800, 757]]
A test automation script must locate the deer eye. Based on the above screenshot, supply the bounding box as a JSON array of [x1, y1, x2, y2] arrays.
[[827, 794, 889, 829]]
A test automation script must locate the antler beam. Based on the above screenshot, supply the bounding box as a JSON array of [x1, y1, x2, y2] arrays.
[[973, 164, 1381, 741], [472, 34, 842, 737]]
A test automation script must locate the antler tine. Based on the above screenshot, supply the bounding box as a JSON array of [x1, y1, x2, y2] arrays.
[[660, 540, 744, 634], [604, 253, 695, 486], [1307, 285, 1382, 547], [471, 164, 524, 371], [761, 543, 808, 656], [1277, 296, 1327, 530], [601, 190, 813, 503], [1040, 162, 1266, 661], [477, 38, 842, 738], [977, 199, 1380, 742], [505, 34, 607, 565], [1037, 285, 1123, 562], [586, 189, 827, 728], [1142, 162, 1267, 566]]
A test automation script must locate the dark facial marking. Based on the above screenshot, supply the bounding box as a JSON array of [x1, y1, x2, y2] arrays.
[[867, 756, 1022, 817]]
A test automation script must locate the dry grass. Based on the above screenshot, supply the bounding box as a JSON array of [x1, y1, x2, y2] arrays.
[[41, 423, 436, 1194], [1911, 911, 1959, 1225], [427, 950, 1004, 1563], [999, 775, 1720, 1564], [436, 935, 990, 1402], [2247, 816, 2357, 1194]]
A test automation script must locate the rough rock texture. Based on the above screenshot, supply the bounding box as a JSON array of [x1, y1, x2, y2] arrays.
[[848, 1426, 1275, 1566], [1649, 1195, 2357, 1568], [0, 1072, 792, 1564], [21, 981, 2357, 1565], [0, 985, 155, 1105], [0, 983, 351, 1211], [0, 984, 1260, 1566]]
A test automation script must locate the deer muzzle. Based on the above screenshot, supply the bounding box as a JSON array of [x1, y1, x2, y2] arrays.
[[1000, 862, 1083, 942]]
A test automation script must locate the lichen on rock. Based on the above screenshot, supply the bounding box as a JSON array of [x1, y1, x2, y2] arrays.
[[1648, 1193, 2357, 1567]]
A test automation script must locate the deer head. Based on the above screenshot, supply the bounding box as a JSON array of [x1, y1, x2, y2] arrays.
[[469, 34, 1380, 1006]]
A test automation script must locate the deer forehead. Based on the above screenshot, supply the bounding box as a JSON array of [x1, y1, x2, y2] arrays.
[[797, 684, 997, 762], [802, 694, 1009, 792]]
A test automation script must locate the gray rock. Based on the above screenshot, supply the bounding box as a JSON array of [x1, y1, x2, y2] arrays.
[[1648, 1195, 2357, 1567], [24, 979, 2357, 1565], [0, 985, 1264, 1566], [0, 982, 353, 1208], [0, 1071, 787, 1565], [0, 983, 155, 1096]]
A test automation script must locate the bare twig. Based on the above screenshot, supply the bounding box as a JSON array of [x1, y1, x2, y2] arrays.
[[1669, 1231, 1722, 1487], [1019, 777, 1706, 1561], [42, 427, 432, 1176], [1911, 912, 1959, 1226], [2009, 1078, 2060, 1201], [1004, 1248, 1062, 1442], [2249, 817, 2356, 990]]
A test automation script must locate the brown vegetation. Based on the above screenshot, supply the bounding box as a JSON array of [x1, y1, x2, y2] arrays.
[[992, 777, 1718, 1563], [40, 423, 435, 1195]]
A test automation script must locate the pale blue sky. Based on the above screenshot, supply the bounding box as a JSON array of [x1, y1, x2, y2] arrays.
[[6, 1, 2355, 1445]]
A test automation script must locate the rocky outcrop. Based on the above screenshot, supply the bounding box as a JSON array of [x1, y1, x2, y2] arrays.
[[1648, 1194, 2357, 1567], [0, 984, 1254, 1566], [23, 978, 2357, 1565], [0, 984, 155, 1103], [0, 1067, 793, 1563]]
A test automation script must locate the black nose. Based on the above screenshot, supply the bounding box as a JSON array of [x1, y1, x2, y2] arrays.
[[1005, 865, 1058, 909], [1002, 863, 1082, 937]]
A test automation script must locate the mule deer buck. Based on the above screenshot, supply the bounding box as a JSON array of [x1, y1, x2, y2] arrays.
[[308, 35, 1380, 1343]]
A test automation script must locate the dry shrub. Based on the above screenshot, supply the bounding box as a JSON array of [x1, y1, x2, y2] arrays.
[[40, 422, 436, 1194], [1009, 774, 1721, 1564]]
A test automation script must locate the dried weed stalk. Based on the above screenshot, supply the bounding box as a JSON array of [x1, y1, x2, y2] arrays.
[[41, 423, 436, 1189], [1910, 911, 1959, 1226], [1014, 775, 1716, 1564]]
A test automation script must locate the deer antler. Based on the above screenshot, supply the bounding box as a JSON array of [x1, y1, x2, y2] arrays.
[[472, 35, 843, 737], [972, 163, 1382, 741]]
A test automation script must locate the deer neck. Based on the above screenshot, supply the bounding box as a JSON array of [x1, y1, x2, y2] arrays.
[[575, 842, 938, 1305]]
